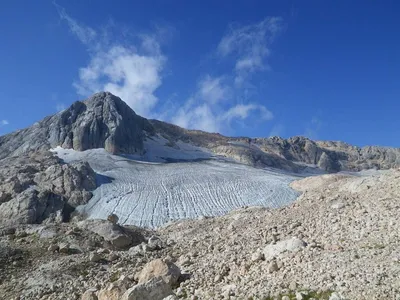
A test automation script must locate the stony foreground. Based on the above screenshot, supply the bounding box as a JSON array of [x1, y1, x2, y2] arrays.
[[1, 169, 399, 300]]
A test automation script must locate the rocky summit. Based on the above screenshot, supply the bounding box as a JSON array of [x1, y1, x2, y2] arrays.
[[0, 92, 154, 160], [0, 92, 400, 300], [1, 92, 400, 172]]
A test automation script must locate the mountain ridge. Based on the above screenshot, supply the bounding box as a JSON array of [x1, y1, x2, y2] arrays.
[[1, 91, 399, 172]]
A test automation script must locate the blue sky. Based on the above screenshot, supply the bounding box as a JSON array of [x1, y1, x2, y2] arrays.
[[0, 1, 399, 147]]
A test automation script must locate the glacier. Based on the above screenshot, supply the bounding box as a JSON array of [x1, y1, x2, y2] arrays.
[[52, 140, 302, 228]]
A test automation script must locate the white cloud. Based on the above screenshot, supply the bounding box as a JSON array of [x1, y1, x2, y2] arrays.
[[218, 17, 283, 85], [173, 103, 219, 133], [74, 45, 165, 116], [170, 75, 273, 133], [0, 120, 9, 127], [222, 104, 273, 122], [198, 75, 231, 105], [56, 5, 165, 118]]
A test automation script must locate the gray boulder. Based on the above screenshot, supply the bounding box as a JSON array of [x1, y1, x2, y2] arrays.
[[0, 188, 66, 224], [121, 277, 173, 300], [136, 259, 181, 287], [0, 151, 96, 225], [77, 219, 145, 249], [34, 161, 96, 207]]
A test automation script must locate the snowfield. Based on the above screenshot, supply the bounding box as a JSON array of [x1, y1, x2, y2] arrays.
[[52, 146, 301, 228]]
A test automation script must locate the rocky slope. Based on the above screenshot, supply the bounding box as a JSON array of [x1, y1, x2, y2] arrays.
[[1, 169, 399, 299], [1, 91, 399, 173]]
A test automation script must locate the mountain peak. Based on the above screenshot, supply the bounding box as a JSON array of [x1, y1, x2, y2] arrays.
[[0, 92, 154, 159], [83, 91, 126, 106]]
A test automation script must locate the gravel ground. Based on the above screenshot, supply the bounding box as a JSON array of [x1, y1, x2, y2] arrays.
[[1, 169, 399, 300]]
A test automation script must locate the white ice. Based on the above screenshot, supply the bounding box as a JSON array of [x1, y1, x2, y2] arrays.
[[51, 139, 301, 228]]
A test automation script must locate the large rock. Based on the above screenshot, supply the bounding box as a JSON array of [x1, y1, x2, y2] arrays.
[[97, 283, 126, 300], [77, 219, 145, 249], [263, 237, 307, 261], [81, 288, 98, 300], [0, 188, 66, 224], [136, 259, 181, 287], [34, 161, 96, 207], [0, 151, 96, 225], [121, 277, 173, 300]]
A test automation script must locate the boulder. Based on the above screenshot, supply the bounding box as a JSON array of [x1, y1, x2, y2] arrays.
[[58, 243, 70, 254], [77, 219, 141, 249], [268, 260, 279, 273], [107, 213, 119, 224], [147, 236, 163, 251], [34, 161, 96, 207], [89, 252, 102, 262], [48, 244, 59, 252], [0, 188, 66, 225], [97, 283, 126, 300], [81, 288, 98, 300], [251, 250, 264, 262], [263, 237, 307, 261], [121, 277, 173, 300], [0, 150, 96, 226], [136, 259, 181, 287]]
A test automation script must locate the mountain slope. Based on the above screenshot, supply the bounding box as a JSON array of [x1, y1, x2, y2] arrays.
[[1, 91, 400, 172]]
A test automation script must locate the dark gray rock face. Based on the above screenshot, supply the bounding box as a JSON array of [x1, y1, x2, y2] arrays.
[[252, 136, 400, 172], [0, 92, 154, 160], [149, 122, 400, 172], [0, 151, 96, 225]]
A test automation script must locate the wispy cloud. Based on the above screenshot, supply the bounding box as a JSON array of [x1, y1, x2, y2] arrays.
[[222, 104, 273, 123], [170, 18, 281, 133], [0, 120, 9, 127], [218, 17, 283, 86], [171, 75, 273, 133], [198, 75, 231, 105], [55, 4, 166, 118], [55, 3, 97, 46]]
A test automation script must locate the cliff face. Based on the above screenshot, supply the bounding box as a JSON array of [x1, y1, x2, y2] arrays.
[[0, 92, 154, 160], [245, 136, 400, 172]]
